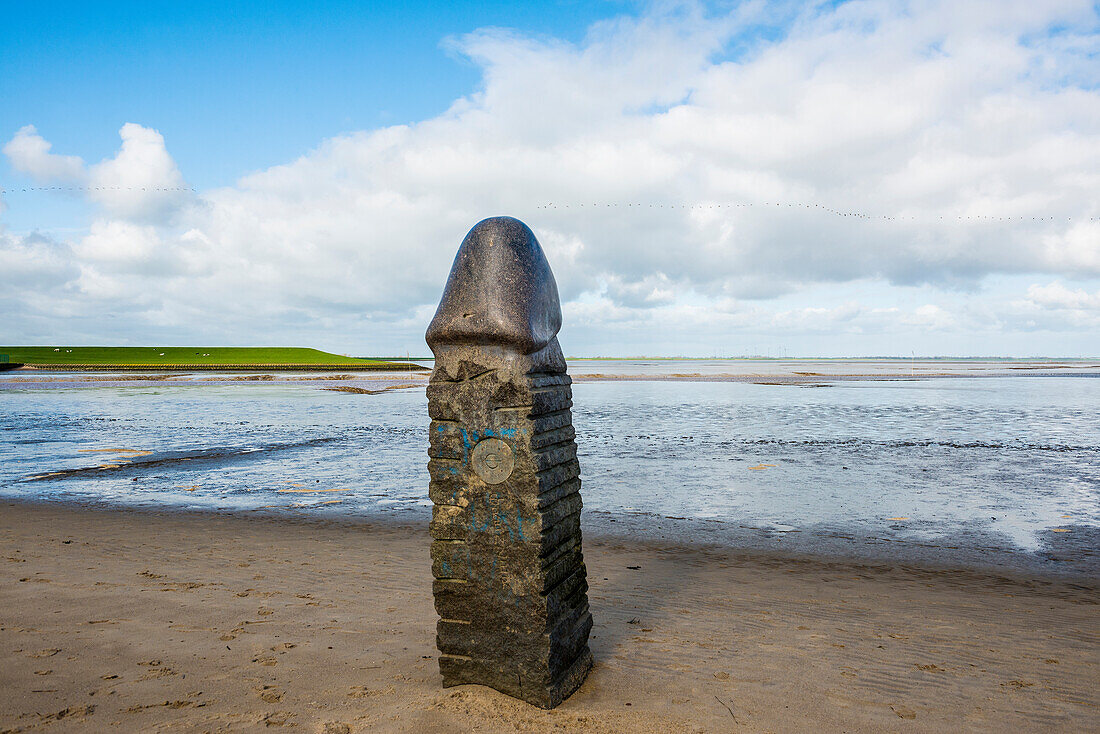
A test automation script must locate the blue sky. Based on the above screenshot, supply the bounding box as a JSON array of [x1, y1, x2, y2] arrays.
[[2, 1, 631, 224], [2, 1, 1099, 357]]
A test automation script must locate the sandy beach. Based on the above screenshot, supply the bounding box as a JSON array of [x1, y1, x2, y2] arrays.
[[1, 501, 1096, 732]]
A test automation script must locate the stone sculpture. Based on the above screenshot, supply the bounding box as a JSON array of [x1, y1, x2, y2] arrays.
[[425, 216, 593, 709]]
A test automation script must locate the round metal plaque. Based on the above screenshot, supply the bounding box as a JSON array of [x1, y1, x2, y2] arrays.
[[470, 438, 515, 485]]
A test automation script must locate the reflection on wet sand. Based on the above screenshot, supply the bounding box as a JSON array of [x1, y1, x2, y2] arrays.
[[1, 365, 1097, 578]]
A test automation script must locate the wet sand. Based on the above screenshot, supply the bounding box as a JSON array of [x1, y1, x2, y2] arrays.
[[1, 501, 1097, 733]]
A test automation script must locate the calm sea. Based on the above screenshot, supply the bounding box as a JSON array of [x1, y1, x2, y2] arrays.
[[2, 360, 1097, 576]]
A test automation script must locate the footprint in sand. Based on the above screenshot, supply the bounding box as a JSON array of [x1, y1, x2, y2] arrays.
[[29, 648, 61, 658], [348, 685, 380, 698], [260, 712, 295, 726], [139, 667, 177, 680], [36, 704, 96, 723], [126, 700, 195, 713], [256, 685, 284, 703], [1003, 679, 1035, 689]]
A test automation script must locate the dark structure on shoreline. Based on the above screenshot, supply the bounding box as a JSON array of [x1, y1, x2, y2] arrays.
[[425, 216, 593, 708]]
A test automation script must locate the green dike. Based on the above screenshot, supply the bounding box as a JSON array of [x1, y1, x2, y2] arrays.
[[0, 346, 425, 371]]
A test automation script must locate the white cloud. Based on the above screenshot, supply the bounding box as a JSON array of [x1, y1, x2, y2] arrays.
[[1025, 282, 1100, 311], [997, 280, 1100, 333], [2, 0, 1099, 354], [0, 231, 77, 292], [901, 303, 957, 329], [87, 123, 190, 221], [2, 123, 190, 222], [2, 125, 85, 182], [73, 220, 162, 266]]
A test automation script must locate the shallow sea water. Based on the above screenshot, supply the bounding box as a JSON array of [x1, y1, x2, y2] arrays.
[[1, 363, 1097, 575]]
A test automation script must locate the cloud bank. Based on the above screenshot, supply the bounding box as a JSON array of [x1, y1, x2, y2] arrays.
[[3, 0, 1099, 355]]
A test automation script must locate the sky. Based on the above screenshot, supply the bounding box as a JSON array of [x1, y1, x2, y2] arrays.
[[2, 0, 1098, 358]]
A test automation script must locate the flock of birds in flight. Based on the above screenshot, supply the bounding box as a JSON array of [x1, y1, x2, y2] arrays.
[[1, 185, 1094, 222], [533, 201, 1091, 222]]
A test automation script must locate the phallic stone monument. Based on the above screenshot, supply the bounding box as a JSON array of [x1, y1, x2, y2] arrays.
[[425, 216, 593, 709]]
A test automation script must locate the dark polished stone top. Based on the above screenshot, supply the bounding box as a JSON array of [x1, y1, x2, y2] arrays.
[[426, 217, 562, 355]]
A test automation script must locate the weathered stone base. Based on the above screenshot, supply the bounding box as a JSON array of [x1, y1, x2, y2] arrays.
[[439, 644, 593, 709], [427, 339, 593, 709]]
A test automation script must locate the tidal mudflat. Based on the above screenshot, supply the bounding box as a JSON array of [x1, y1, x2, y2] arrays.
[[1, 360, 1097, 730], [1, 360, 1097, 577]]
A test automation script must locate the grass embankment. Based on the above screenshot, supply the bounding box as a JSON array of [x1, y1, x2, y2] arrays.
[[0, 347, 424, 371]]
